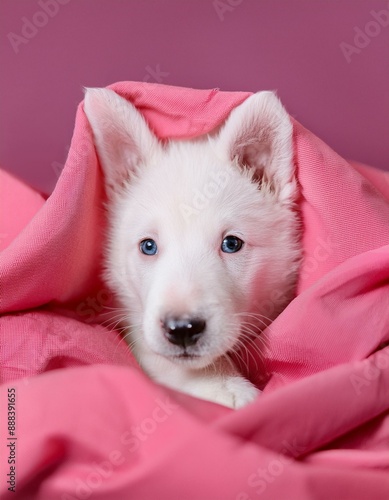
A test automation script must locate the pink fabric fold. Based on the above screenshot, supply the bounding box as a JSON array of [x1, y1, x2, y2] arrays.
[[0, 81, 388, 499]]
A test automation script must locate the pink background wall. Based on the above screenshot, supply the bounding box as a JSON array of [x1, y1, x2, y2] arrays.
[[1, 0, 388, 194]]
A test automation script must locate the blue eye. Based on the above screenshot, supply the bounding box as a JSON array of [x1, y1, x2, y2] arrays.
[[140, 239, 158, 255], [221, 235, 244, 253]]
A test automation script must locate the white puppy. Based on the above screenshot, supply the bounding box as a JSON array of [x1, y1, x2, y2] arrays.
[[84, 88, 300, 408]]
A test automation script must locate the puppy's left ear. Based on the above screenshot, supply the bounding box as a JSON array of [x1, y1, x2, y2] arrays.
[[215, 92, 296, 202], [83, 87, 160, 199]]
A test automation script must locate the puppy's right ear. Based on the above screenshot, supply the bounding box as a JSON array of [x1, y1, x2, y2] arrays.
[[83, 88, 159, 198]]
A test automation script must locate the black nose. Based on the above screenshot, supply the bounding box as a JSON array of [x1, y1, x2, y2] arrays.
[[162, 316, 206, 348]]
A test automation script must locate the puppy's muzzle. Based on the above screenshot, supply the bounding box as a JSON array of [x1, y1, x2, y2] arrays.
[[162, 316, 206, 348]]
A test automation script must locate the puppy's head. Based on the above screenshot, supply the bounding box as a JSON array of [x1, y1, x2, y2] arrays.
[[84, 88, 300, 369]]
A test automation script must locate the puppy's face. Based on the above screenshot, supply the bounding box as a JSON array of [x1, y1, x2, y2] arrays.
[[84, 89, 300, 368]]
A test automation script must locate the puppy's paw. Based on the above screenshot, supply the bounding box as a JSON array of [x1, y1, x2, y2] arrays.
[[221, 376, 261, 409], [178, 373, 260, 409]]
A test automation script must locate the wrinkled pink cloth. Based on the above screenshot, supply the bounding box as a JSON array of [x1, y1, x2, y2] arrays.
[[0, 81, 388, 499]]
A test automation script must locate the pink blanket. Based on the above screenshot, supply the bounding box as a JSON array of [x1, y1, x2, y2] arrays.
[[1, 81, 389, 499]]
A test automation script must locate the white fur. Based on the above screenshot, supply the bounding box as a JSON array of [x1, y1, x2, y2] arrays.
[[84, 87, 301, 409]]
